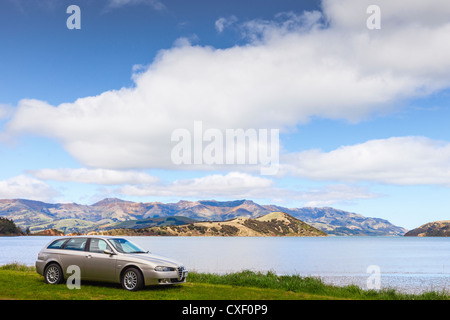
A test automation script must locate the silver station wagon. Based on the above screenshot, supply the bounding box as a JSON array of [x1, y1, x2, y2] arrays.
[[35, 236, 188, 291]]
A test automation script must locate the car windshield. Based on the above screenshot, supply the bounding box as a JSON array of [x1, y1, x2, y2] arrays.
[[108, 238, 147, 254]]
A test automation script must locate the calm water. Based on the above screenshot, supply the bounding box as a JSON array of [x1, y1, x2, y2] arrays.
[[1, 236, 449, 294]]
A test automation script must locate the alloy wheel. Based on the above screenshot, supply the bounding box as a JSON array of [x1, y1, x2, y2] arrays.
[[46, 265, 61, 284], [123, 270, 138, 290]]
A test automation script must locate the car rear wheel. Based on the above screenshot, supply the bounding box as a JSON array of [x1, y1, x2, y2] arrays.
[[44, 263, 64, 285], [121, 267, 144, 291]]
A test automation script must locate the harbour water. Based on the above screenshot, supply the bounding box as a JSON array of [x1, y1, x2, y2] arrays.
[[1, 236, 449, 294]]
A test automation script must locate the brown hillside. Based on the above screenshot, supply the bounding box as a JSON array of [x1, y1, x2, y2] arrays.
[[91, 212, 327, 237]]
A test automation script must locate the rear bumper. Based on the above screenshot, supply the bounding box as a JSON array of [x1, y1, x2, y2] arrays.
[[35, 260, 45, 276]]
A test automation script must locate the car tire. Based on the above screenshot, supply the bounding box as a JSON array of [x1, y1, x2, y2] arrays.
[[44, 263, 64, 285], [121, 267, 144, 291]]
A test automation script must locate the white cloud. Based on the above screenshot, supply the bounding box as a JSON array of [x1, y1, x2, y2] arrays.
[[282, 137, 450, 186], [0, 175, 58, 202], [295, 184, 379, 207], [29, 168, 159, 185], [0, 170, 377, 206], [117, 171, 378, 205], [239, 10, 324, 41], [106, 0, 165, 10], [215, 15, 238, 33], [0, 104, 13, 120], [322, 0, 450, 30], [5, 0, 450, 173], [119, 172, 273, 198]]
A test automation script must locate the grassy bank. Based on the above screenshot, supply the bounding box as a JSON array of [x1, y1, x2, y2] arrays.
[[0, 263, 448, 300]]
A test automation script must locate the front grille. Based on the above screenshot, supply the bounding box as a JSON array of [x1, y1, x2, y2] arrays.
[[177, 266, 184, 280]]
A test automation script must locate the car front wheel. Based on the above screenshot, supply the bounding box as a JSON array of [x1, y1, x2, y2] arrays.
[[121, 267, 144, 291]]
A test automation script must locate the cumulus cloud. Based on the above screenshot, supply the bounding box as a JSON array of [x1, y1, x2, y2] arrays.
[[0, 175, 59, 202], [5, 0, 450, 175], [282, 136, 450, 186], [29, 168, 159, 185]]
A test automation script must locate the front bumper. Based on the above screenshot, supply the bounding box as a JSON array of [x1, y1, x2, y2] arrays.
[[142, 266, 188, 286]]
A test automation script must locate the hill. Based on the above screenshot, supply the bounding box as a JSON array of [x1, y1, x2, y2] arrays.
[[404, 221, 450, 237], [0, 198, 406, 236], [103, 216, 198, 230], [263, 206, 406, 236], [32, 229, 65, 236], [0, 217, 23, 236], [90, 212, 327, 237]]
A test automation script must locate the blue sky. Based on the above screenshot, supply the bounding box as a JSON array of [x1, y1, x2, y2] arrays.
[[1, 0, 450, 230]]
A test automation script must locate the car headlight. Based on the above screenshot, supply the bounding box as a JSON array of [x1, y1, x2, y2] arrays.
[[154, 266, 176, 272]]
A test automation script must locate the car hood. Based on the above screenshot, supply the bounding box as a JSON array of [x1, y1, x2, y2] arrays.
[[124, 252, 183, 267]]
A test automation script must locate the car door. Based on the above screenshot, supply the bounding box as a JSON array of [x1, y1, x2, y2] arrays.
[[58, 237, 88, 279], [84, 238, 117, 282]]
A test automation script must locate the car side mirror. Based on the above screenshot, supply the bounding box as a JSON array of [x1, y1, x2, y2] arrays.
[[103, 249, 115, 255]]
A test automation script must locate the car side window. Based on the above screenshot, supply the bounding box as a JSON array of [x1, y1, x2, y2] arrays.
[[47, 239, 67, 249], [89, 239, 112, 253], [64, 238, 87, 251]]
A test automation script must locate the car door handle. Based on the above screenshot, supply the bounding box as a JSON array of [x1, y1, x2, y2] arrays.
[[86, 254, 92, 259]]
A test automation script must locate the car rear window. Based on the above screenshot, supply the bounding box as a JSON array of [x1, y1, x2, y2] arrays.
[[47, 239, 67, 249], [64, 238, 87, 251]]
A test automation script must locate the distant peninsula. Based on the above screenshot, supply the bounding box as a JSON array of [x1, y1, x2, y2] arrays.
[[89, 212, 327, 237], [404, 220, 450, 237]]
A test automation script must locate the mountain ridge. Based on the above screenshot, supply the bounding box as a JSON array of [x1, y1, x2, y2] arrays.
[[0, 198, 407, 236]]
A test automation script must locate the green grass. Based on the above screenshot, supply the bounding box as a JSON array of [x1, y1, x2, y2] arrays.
[[188, 270, 449, 300], [0, 263, 448, 300]]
